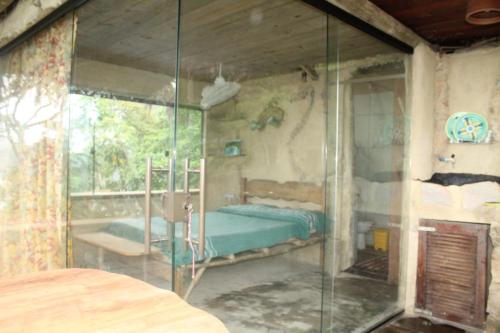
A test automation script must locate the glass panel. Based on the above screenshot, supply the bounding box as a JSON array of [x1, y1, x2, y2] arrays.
[[69, 95, 173, 193], [0, 15, 73, 277], [175, 1, 328, 331], [68, 0, 180, 289], [323, 16, 410, 332], [61, 0, 412, 330]]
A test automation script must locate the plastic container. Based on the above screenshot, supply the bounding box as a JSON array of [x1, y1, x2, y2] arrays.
[[373, 228, 390, 252]]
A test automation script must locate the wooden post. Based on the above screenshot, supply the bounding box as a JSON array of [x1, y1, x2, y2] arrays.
[[174, 266, 187, 297]]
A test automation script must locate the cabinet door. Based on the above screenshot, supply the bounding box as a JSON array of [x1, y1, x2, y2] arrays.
[[416, 219, 488, 328]]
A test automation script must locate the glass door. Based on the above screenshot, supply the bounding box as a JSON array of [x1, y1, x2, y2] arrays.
[[322, 16, 410, 333], [67, 0, 180, 289]]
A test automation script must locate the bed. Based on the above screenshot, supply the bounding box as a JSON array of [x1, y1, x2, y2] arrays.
[[105, 204, 325, 266], [73, 178, 326, 297]]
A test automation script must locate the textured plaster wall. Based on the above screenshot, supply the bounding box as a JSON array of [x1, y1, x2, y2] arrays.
[[433, 46, 500, 175], [405, 44, 500, 332], [430, 45, 500, 332], [403, 43, 438, 314], [204, 71, 326, 212]]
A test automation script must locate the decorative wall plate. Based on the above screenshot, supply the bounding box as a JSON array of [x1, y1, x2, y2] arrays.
[[445, 112, 466, 142], [445, 112, 488, 143]]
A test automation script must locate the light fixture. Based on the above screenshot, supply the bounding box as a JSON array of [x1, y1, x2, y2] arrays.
[[466, 0, 500, 25], [200, 64, 240, 110]]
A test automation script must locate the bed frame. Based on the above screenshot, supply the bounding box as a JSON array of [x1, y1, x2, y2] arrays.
[[240, 178, 325, 209], [176, 177, 325, 299]]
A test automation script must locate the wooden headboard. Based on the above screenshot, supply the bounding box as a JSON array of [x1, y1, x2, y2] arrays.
[[239, 178, 325, 209]]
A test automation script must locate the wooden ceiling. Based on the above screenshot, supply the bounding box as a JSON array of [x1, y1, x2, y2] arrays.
[[75, 0, 400, 82], [370, 0, 500, 47]]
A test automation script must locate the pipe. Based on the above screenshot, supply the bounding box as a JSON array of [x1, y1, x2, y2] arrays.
[[144, 157, 153, 255], [199, 158, 206, 258]]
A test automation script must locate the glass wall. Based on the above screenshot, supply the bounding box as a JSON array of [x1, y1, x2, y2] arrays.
[[64, 1, 411, 332], [68, 0, 179, 287]]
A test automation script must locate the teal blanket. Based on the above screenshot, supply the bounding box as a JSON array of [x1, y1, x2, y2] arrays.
[[105, 204, 325, 266]]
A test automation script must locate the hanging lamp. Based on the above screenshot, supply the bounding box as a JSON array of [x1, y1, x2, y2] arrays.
[[466, 0, 500, 25]]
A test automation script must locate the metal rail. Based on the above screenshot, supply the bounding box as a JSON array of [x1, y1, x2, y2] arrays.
[[144, 158, 172, 254], [199, 158, 206, 257], [144, 158, 152, 254], [182, 158, 206, 258]]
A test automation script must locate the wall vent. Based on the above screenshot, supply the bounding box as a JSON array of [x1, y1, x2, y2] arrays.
[[416, 219, 488, 328]]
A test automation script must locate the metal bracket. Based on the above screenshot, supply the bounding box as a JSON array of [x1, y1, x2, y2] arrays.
[[162, 192, 191, 224], [418, 226, 436, 232]]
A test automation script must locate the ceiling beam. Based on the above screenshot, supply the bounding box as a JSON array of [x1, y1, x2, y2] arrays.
[[325, 0, 427, 48]]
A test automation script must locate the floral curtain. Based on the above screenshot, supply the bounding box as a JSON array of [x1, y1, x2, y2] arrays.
[[0, 15, 73, 277]]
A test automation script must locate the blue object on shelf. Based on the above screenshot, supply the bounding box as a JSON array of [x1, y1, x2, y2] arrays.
[[224, 140, 241, 156]]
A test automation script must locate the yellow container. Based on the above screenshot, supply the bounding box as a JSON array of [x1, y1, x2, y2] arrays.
[[373, 228, 389, 252]]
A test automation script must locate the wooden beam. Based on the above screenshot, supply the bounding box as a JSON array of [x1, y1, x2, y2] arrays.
[[326, 0, 426, 48]]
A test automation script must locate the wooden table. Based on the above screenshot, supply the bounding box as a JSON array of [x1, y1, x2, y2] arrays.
[[0, 269, 229, 333]]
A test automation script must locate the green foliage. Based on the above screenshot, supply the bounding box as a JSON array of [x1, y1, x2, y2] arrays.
[[69, 94, 202, 193]]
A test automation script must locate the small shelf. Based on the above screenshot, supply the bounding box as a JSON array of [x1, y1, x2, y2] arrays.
[[224, 154, 246, 158]]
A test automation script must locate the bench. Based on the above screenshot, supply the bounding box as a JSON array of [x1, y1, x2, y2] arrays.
[[73, 232, 162, 274]]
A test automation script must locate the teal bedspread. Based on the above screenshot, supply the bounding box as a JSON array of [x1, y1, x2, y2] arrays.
[[105, 204, 325, 266]]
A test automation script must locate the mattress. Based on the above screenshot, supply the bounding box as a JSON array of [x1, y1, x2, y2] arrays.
[[105, 204, 325, 266]]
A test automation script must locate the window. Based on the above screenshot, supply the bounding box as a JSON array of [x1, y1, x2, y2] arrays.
[[69, 93, 202, 193]]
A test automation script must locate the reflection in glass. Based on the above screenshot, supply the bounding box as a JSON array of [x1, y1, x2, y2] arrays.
[[323, 16, 410, 333], [68, 0, 180, 288], [63, 0, 411, 332]]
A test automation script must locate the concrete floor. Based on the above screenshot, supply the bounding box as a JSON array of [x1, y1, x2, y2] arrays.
[[189, 255, 400, 333], [74, 241, 402, 332]]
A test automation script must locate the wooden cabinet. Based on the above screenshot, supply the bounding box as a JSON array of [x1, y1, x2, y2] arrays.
[[416, 219, 488, 328]]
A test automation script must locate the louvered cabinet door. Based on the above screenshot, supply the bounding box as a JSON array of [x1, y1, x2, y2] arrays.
[[416, 219, 488, 328]]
